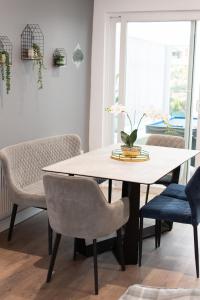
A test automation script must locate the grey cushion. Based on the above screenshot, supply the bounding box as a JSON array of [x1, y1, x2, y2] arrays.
[[22, 180, 46, 208], [43, 174, 129, 239]]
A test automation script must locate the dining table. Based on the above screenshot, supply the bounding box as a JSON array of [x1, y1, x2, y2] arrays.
[[43, 144, 199, 265]]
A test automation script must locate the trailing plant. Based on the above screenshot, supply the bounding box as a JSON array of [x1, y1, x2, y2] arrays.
[[0, 50, 11, 94], [32, 43, 45, 89]]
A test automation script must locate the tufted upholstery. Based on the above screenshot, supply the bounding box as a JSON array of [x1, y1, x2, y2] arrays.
[[43, 174, 129, 239], [146, 134, 185, 148], [0, 134, 81, 207], [161, 183, 187, 200]]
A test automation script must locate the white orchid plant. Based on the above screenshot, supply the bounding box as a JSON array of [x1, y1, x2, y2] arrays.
[[105, 103, 146, 147]]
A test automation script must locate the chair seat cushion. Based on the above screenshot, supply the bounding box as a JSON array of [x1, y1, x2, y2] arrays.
[[161, 183, 187, 200], [156, 172, 172, 185], [21, 180, 46, 208], [140, 195, 192, 224]]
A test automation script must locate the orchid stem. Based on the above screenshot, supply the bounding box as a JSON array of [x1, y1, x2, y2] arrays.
[[125, 112, 133, 132]]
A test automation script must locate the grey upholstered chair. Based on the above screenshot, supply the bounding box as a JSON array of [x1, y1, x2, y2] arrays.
[[0, 134, 81, 254], [145, 134, 185, 203], [43, 174, 129, 295]]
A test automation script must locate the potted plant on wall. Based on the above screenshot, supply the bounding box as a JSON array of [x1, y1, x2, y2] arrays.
[[32, 43, 45, 89], [0, 50, 11, 94]]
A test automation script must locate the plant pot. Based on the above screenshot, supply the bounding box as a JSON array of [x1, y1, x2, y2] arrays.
[[121, 145, 141, 157], [54, 56, 66, 66], [0, 53, 6, 64]]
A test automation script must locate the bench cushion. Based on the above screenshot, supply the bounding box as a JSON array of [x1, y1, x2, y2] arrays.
[[21, 180, 46, 208]]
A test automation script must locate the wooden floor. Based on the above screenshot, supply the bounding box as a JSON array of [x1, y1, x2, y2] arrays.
[[0, 185, 200, 300]]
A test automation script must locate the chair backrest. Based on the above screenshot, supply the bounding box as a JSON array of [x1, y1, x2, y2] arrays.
[[0, 134, 81, 190], [146, 134, 185, 148], [185, 167, 200, 225], [43, 174, 113, 239]]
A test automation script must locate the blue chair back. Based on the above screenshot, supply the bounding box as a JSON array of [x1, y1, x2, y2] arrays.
[[185, 167, 200, 225]]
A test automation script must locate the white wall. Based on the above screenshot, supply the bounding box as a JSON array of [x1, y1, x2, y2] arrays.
[[90, 0, 200, 150], [0, 0, 93, 151]]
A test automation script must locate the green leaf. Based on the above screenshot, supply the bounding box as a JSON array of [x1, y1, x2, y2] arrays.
[[121, 131, 130, 145], [129, 129, 138, 147]]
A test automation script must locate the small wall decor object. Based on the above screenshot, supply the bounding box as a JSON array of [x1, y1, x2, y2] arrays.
[[72, 43, 84, 68], [0, 36, 12, 94], [21, 24, 45, 89], [53, 48, 67, 67]]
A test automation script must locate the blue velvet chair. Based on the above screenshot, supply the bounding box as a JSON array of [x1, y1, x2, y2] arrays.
[[139, 167, 200, 277], [161, 183, 187, 200]]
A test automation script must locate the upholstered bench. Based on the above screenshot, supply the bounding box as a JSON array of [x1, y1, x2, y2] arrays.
[[0, 134, 81, 253]]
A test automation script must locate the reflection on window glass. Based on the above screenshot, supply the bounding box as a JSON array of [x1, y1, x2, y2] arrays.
[[125, 21, 191, 140]]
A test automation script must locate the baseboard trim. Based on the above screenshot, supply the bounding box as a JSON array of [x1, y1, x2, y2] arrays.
[[0, 208, 42, 233]]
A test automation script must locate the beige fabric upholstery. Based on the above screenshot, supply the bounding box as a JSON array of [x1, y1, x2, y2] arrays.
[[0, 134, 81, 208], [146, 134, 185, 149], [43, 174, 129, 239], [119, 285, 200, 300]]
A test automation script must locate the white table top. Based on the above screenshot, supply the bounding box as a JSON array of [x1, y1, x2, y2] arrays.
[[43, 145, 199, 185]]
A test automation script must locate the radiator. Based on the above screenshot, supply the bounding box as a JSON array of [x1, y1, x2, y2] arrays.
[[0, 163, 12, 220]]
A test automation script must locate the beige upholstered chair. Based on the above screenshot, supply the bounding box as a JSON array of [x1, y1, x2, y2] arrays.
[[43, 174, 129, 295], [0, 134, 81, 254], [145, 134, 185, 203]]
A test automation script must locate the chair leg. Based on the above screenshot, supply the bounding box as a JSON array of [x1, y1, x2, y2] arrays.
[[48, 220, 53, 256], [73, 238, 78, 261], [155, 220, 159, 249], [158, 220, 161, 248], [46, 233, 61, 283], [108, 179, 112, 203], [139, 216, 143, 267], [93, 239, 98, 295], [145, 185, 150, 204], [8, 204, 18, 241], [116, 228, 125, 271], [193, 225, 199, 278]]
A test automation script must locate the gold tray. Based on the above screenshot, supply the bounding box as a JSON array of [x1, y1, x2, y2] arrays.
[[111, 149, 149, 162]]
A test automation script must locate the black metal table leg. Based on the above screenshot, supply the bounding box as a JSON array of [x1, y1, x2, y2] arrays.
[[122, 181, 140, 265]]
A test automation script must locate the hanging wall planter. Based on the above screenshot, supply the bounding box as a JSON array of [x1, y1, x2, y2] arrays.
[[21, 24, 45, 89], [0, 36, 12, 94], [53, 48, 67, 67]]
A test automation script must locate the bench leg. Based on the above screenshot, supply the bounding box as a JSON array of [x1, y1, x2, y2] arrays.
[[8, 204, 18, 241]]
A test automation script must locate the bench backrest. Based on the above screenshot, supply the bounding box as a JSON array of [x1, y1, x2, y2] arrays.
[[0, 134, 81, 189]]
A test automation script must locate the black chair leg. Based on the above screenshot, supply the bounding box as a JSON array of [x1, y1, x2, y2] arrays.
[[93, 239, 98, 295], [8, 204, 18, 241], [46, 233, 61, 283], [108, 179, 112, 203], [193, 225, 199, 278], [116, 228, 125, 271], [48, 220, 53, 256], [155, 220, 158, 249], [139, 216, 143, 267], [158, 220, 161, 248], [145, 185, 150, 204], [73, 238, 78, 261]]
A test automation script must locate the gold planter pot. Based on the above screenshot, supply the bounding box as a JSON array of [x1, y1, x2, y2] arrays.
[[121, 145, 141, 157]]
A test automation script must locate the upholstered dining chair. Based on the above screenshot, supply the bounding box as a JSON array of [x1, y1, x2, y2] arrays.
[[139, 167, 200, 277], [43, 174, 129, 295], [145, 134, 185, 203], [0, 134, 81, 255]]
